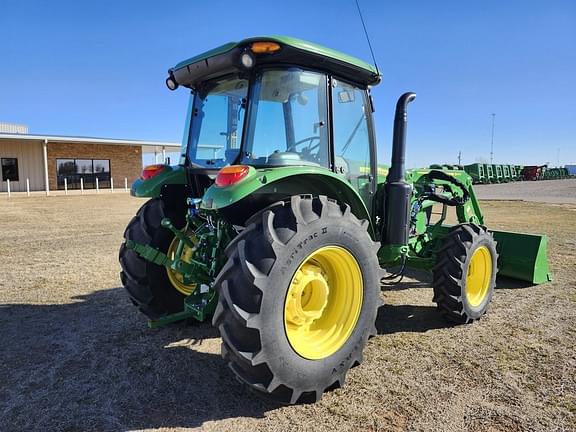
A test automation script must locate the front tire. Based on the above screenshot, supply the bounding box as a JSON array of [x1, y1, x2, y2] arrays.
[[212, 195, 381, 404], [432, 224, 498, 323]]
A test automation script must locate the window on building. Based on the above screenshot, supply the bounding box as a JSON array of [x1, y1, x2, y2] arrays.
[[93, 160, 110, 174], [1, 158, 19, 181], [76, 159, 93, 174], [93, 160, 111, 188], [56, 158, 111, 189], [75, 159, 94, 188], [57, 159, 75, 176]]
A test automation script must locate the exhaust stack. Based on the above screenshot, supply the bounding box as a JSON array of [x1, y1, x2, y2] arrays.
[[383, 92, 416, 249], [389, 92, 417, 182]]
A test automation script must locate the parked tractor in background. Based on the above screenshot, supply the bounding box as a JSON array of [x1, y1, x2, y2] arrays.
[[119, 36, 551, 404]]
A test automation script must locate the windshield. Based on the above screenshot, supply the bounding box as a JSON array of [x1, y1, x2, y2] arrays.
[[242, 68, 329, 167], [187, 75, 248, 168]]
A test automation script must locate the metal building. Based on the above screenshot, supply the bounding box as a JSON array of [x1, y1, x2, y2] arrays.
[[0, 130, 180, 193]]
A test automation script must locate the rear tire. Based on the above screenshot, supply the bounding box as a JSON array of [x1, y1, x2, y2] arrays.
[[119, 198, 187, 319], [432, 224, 498, 323], [212, 195, 381, 404]]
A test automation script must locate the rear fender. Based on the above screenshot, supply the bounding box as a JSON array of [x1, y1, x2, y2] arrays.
[[131, 165, 187, 198], [201, 167, 373, 235]]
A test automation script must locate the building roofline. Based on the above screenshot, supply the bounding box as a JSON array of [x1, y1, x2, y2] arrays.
[[0, 132, 180, 148]]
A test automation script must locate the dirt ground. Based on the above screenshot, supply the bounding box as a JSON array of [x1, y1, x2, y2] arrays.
[[0, 186, 575, 432]]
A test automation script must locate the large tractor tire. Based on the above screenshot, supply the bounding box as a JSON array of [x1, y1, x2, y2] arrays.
[[212, 195, 381, 404], [432, 224, 498, 323], [119, 197, 193, 319]]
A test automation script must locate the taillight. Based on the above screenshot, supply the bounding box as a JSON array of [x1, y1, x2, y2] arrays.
[[141, 164, 166, 180], [215, 165, 250, 187]]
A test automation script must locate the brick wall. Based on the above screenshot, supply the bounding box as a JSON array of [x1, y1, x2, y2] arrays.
[[46, 142, 141, 190]]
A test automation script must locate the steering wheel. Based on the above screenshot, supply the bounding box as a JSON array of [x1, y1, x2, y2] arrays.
[[286, 136, 321, 154]]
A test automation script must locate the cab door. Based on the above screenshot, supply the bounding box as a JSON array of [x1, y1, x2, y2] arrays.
[[330, 78, 376, 209]]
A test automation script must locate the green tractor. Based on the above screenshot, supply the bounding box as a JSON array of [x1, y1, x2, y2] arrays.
[[119, 37, 551, 404]]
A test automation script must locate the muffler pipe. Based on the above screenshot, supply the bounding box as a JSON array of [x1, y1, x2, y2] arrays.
[[388, 92, 417, 183], [383, 92, 416, 249]]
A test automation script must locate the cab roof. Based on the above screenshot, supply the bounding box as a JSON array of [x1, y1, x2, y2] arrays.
[[170, 36, 381, 89]]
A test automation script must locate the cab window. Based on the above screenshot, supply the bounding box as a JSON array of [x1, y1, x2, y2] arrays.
[[188, 76, 248, 168], [331, 79, 372, 203], [243, 69, 329, 167]]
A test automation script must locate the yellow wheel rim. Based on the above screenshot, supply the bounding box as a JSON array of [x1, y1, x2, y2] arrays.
[[284, 246, 363, 360], [466, 246, 492, 307], [166, 236, 197, 296]]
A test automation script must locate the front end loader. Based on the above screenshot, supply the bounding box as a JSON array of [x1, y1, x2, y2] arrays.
[[119, 36, 551, 404]]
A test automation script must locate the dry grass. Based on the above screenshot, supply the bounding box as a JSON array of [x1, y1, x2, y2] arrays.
[[0, 190, 575, 431]]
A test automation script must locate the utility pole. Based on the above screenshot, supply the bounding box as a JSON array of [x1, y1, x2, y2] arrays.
[[458, 150, 462, 166], [490, 113, 495, 164]]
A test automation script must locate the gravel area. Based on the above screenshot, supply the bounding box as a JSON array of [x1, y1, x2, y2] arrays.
[[0, 191, 574, 431], [474, 179, 576, 204]]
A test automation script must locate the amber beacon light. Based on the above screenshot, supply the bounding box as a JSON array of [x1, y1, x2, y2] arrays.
[[250, 41, 281, 53]]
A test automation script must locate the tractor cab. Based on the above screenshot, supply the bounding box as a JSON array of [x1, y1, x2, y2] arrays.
[[171, 37, 381, 210]]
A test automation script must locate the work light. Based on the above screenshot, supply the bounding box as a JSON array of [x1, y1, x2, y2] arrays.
[[240, 52, 254, 69], [166, 77, 178, 91]]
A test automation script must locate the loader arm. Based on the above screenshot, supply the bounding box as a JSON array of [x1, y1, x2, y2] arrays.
[[388, 167, 552, 284]]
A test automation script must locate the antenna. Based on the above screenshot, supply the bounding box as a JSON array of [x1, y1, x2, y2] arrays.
[[354, 0, 380, 76]]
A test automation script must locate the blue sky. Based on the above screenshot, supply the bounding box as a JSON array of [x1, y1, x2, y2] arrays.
[[1, 0, 575, 168]]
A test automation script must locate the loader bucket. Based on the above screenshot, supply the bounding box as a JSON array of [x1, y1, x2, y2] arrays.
[[490, 230, 552, 284]]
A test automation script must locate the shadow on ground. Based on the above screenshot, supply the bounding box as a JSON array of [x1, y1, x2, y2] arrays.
[[0, 275, 539, 431], [0, 288, 279, 432], [376, 271, 537, 335], [375, 304, 454, 335], [380, 267, 432, 291], [496, 276, 538, 289], [382, 268, 537, 291]]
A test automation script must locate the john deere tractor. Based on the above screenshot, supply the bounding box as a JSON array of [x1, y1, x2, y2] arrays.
[[119, 36, 551, 404]]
